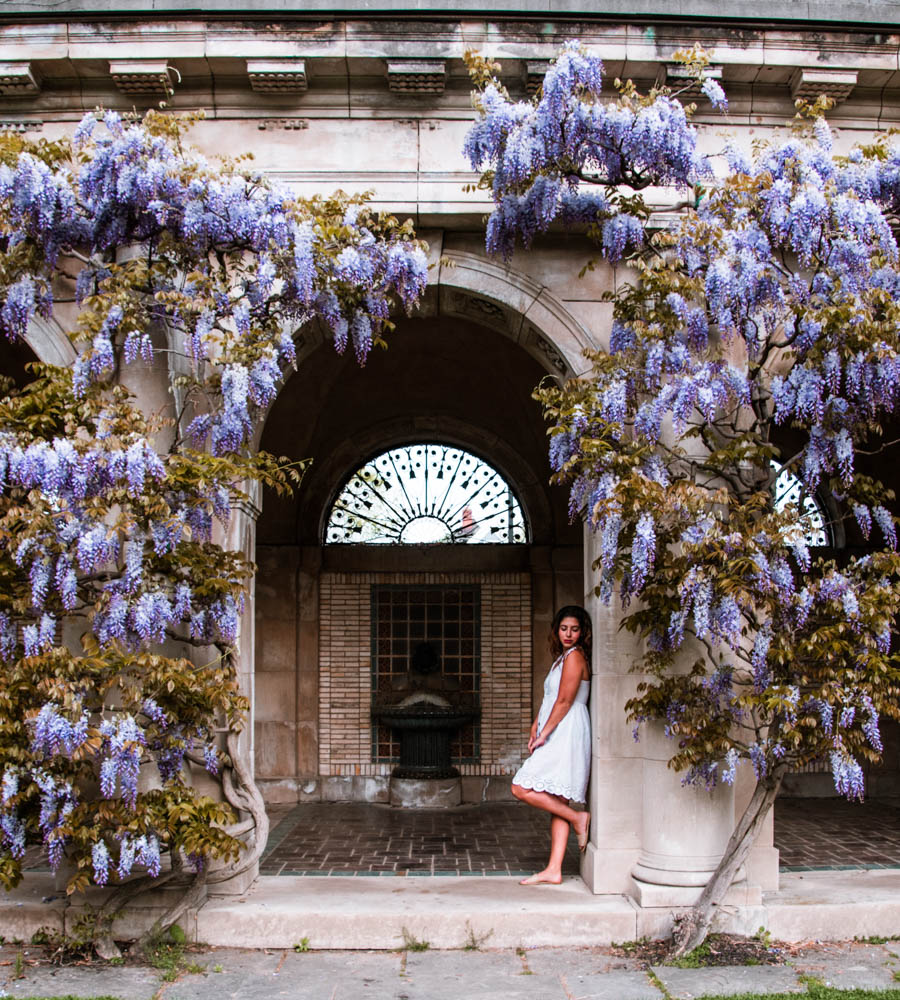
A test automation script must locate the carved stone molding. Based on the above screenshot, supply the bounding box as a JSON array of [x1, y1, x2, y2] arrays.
[[534, 332, 568, 376], [658, 62, 723, 98], [386, 60, 446, 95], [524, 60, 551, 97], [0, 119, 42, 133], [108, 60, 173, 96], [0, 62, 40, 96], [445, 290, 510, 332], [791, 67, 858, 104], [257, 118, 309, 131], [247, 59, 308, 93]]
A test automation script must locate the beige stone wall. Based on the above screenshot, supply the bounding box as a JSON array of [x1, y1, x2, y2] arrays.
[[317, 571, 531, 778]]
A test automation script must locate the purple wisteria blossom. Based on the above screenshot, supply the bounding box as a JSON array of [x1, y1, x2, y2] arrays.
[[478, 44, 900, 870], [464, 41, 717, 259]]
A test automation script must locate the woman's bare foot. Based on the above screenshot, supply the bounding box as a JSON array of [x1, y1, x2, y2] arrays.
[[519, 870, 562, 886], [575, 812, 590, 852]]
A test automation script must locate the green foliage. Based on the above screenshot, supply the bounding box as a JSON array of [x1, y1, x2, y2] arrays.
[[690, 990, 900, 1000], [755, 927, 774, 949], [31, 910, 112, 963], [141, 923, 200, 981], [462, 920, 492, 951], [668, 937, 715, 968], [399, 927, 430, 952], [293, 937, 310, 952]]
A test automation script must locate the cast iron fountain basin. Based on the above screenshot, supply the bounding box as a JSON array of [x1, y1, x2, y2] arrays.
[[372, 706, 479, 779]]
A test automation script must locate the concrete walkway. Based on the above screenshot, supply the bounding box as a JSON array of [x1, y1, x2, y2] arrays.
[[2, 939, 899, 999]]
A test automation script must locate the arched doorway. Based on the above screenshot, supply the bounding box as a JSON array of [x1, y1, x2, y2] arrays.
[[252, 314, 583, 811]]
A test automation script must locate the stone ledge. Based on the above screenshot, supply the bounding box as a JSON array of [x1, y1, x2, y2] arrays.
[[3, 1, 900, 26]]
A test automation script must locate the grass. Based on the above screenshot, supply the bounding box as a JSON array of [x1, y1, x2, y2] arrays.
[[141, 924, 205, 982], [398, 926, 429, 952], [462, 920, 493, 951], [669, 938, 715, 968]]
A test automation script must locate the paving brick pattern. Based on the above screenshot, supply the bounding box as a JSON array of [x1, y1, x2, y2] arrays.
[[260, 796, 900, 877], [774, 796, 900, 870], [20, 795, 900, 876], [260, 801, 582, 877]]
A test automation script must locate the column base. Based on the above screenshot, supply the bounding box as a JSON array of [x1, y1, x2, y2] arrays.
[[630, 875, 761, 907], [207, 860, 259, 897]]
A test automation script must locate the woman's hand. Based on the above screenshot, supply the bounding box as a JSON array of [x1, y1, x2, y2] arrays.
[[527, 720, 540, 753], [530, 731, 548, 751]]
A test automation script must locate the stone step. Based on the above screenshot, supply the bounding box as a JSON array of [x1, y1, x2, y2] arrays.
[[4, 870, 900, 952], [197, 876, 638, 950]]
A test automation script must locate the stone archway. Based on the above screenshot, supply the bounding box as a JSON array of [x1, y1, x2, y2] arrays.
[[433, 249, 594, 380], [24, 314, 76, 367], [250, 257, 592, 827]]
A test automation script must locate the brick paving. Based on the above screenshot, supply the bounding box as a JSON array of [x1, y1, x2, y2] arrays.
[[260, 801, 582, 877], [774, 796, 900, 871], [19, 795, 900, 877], [259, 796, 900, 877]]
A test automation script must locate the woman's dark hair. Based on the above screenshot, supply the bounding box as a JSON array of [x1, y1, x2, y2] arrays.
[[548, 605, 592, 660]]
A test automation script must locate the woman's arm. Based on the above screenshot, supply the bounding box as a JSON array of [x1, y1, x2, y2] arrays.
[[531, 649, 587, 749]]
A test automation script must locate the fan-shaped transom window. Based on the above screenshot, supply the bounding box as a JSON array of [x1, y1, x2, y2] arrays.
[[772, 462, 830, 547], [325, 444, 529, 544]]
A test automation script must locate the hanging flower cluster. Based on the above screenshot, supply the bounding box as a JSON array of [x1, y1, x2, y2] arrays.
[[1, 110, 428, 457], [477, 46, 900, 804], [0, 111, 429, 894], [464, 42, 722, 259]]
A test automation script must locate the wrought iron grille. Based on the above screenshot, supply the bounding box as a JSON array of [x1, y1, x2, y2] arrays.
[[326, 444, 528, 544], [772, 462, 830, 547], [371, 585, 480, 763]]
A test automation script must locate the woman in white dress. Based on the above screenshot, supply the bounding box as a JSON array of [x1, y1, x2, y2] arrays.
[[512, 605, 591, 885]]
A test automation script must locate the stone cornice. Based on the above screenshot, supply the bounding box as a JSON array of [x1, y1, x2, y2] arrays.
[[0, 17, 897, 118], [2, 2, 900, 30]]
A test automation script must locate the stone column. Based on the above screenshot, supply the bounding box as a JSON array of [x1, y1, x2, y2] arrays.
[[580, 524, 645, 894], [226, 483, 262, 785], [579, 521, 765, 908], [207, 482, 263, 896], [296, 545, 322, 799], [630, 755, 741, 904]]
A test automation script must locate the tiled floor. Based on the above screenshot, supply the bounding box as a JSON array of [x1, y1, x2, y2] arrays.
[[259, 796, 900, 877], [260, 801, 582, 877], [20, 795, 900, 877], [774, 796, 900, 871]]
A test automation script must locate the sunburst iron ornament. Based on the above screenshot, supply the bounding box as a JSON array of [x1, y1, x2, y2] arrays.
[[326, 444, 528, 544], [772, 462, 829, 547]]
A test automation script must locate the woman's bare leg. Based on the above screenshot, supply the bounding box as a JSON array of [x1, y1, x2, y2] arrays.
[[512, 785, 590, 884], [547, 815, 570, 871]]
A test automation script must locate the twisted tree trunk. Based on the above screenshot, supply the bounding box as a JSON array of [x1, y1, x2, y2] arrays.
[[207, 729, 269, 885], [90, 729, 270, 958], [670, 763, 787, 957], [92, 870, 180, 960]]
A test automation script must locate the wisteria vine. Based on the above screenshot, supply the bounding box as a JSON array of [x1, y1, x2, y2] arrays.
[[468, 44, 900, 805], [0, 110, 428, 895]]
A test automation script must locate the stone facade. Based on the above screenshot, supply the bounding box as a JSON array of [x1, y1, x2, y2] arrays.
[[3, 5, 900, 909]]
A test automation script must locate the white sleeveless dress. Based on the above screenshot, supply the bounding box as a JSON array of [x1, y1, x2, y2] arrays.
[[512, 647, 591, 803]]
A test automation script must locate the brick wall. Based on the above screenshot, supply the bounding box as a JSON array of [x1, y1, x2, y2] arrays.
[[318, 571, 532, 777]]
